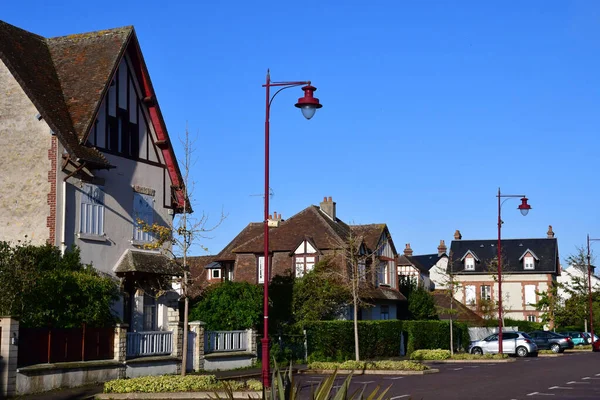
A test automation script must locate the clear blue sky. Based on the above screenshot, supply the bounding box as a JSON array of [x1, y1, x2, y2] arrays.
[[5, 1, 600, 264]]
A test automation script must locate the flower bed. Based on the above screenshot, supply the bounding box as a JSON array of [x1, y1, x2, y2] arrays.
[[410, 349, 508, 361], [103, 375, 262, 394], [307, 360, 428, 371]]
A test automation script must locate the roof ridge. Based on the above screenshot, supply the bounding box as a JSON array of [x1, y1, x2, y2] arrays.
[[47, 25, 134, 41]]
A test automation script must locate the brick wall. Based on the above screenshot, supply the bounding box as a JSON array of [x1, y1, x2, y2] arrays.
[[46, 135, 58, 245], [235, 254, 258, 283]]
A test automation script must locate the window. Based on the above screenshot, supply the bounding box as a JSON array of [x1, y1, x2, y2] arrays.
[[377, 261, 391, 286], [525, 284, 536, 305], [527, 315, 537, 322], [133, 192, 154, 242], [503, 332, 518, 340], [258, 256, 267, 284], [465, 285, 476, 305], [380, 305, 389, 320], [358, 259, 366, 281], [524, 256, 535, 270], [295, 256, 316, 278], [80, 183, 105, 236], [465, 257, 475, 271], [480, 285, 491, 301], [143, 294, 156, 331], [210, 268, 221, 280]]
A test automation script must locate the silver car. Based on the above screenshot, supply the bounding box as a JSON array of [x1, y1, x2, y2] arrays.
[[469, 331, 538, 357]]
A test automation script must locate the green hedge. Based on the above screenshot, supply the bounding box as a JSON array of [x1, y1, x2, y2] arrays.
[[304, 320, 470, 361]]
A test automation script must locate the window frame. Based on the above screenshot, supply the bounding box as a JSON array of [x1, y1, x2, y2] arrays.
[[132, 192, 155, 243], [480, 285, 491, 301], [380, 305, 390, 320], [524, 255, 535, 270], [465, 257, 475, 271], [79, 183, 105, 237]]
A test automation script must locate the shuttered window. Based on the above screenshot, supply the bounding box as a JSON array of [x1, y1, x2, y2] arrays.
[[133, 192, 154, 242], [80, 184, 105, 236]]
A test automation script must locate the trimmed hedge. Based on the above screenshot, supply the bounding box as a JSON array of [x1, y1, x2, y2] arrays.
[[308, 360, 428, 371], [410, 349, 508, 360], [305, 320, 471, 361], [104, 375, 262, 393]]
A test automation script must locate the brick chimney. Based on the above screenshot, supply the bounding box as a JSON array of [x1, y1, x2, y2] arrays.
[[437, 240, 447, 256], [454, 230, 462, 240], [319, 196, 336, 221], [547, 225, 555, 238], [404, 243, 413, 257]]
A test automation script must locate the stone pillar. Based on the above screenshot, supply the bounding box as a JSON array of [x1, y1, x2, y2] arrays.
[[113, 323, 128, 379], [189, 321, 205, 372], [246, 328, 257, 365], [0, 317, 19, 398], [168, 322, 184, 374]]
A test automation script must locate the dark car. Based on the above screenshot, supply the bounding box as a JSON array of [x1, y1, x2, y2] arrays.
[[593, 339, 600, 352], [528, 330, 574, 353]]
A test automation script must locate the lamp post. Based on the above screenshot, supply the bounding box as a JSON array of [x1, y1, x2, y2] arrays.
[[497, 188, 531, 354], [261, 70, 322, 387], [586, 235, 600, 344]]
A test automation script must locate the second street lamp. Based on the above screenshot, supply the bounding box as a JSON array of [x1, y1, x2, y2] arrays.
[[497, 188, 531, 354], [587, 235, 600, 344], [261, 70, 322, 388]]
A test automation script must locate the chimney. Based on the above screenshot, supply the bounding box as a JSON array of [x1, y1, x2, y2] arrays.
[[547, 225, 555, 238], [437, 240, 447, 256], [454, 230, 462, 240], [404, 243, 413, 257], [319, 196, 336, 220]]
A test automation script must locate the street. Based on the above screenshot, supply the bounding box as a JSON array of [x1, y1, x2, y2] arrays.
[[295, 352, 600, 399]]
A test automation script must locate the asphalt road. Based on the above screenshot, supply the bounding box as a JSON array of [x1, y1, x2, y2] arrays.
[[295, 352, 600, 400]]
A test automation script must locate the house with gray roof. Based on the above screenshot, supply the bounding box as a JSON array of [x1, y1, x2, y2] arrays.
[[398, 241, 448, 290]]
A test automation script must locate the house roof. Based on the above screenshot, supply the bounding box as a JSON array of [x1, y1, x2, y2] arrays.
[[187, 255, 218, 298], [448, 238, 559, 274], [215, 222, 263, 260], [233, 206, 350, 253], [362, 287, 407, 302], [431, 289, 484, 325], [0, 20, 187, 210], [402, 253, 445, 274], [113, 249, 182, 276], [350, 224, 396, 254]]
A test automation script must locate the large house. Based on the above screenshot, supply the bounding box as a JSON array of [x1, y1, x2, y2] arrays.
[[0, 20, 187, 331], [189, 197, 406, 320], [439, 227, 560, 323]]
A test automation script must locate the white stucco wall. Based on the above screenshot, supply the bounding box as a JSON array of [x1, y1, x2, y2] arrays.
[[558, 265, 600, 301], [0, 59, 53, 244]]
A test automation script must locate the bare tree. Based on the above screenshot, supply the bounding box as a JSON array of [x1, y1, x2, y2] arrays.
[[432, 252, 462, 355], [139, 126, 225, 376]]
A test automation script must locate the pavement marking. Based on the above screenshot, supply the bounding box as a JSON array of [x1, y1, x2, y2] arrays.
[[355, 381, 375, 385], [566, 381, 590, 384], [389, 396, 410, 399], [595, 373, 600, 376], [383, 377, 404, 380], [582, 377, 600, 380], [452, 367, 463, 371], [467, 366, 480, 368], [526, 393, 554, 397], [549, 386, 573, 390]]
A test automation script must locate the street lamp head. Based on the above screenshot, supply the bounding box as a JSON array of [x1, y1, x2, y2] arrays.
[[295, 84, 322, 120], [518, 197, 531, 216]]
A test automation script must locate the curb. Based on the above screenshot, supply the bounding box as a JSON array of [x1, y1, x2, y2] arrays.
[[300, 368, 439, 375], [96, 391, 262, 399]]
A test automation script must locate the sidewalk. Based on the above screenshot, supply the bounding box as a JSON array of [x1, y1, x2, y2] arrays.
[[14, 366, 306, 399]]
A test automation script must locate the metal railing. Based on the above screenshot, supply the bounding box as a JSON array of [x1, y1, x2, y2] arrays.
[[205, 330, 247, 353], [126, 331, 173, 357]]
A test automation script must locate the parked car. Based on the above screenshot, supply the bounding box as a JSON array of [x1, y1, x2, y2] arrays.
[[583, 332, 599, 344], [592, 339, 600, 352], [559, 331, 587, 346], [469, 332, 538, 357], [527, 330, 574, 353]]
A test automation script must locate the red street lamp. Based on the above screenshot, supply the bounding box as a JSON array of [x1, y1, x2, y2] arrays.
[[497, 188, 531, 354], [587, 235, 600, 344], [261, 70, 322, 387]]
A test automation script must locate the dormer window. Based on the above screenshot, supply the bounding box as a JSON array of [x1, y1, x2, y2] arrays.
[[524, 256, 535, 270], [465, 257, 475, 270]]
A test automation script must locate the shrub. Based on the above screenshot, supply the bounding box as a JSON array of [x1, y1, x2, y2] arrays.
[[450, 353, 508, 360], [307, 360, 427, 371], [103, 375, 262, 393], [410, 349, 451, 361]]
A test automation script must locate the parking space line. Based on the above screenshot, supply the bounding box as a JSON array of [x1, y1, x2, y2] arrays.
[[452, 367, 463, 370], [549, 386, 573, 390], [354, 381, 375, 385], [527, 393, 554, 396], [389, 396, 410, 399], [582, 377, 600, 380], [595, 373, 600, 376], [383, 377, 404, 380], [566, 381, 590, 384]]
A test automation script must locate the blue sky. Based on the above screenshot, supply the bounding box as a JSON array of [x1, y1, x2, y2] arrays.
[[4, 1, 600, 264]]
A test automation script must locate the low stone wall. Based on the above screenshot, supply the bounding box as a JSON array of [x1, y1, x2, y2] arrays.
[[204, 351, 256, 371], [125, 356, 179, 378]]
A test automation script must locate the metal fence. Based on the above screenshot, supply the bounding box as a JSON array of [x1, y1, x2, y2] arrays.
[[205, 330, 247, 353], [126, 331, 173, 357], [17, 326, 114, 367]]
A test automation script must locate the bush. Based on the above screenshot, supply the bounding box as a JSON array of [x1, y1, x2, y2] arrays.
[[449, 353, 508, 360], [103, 375, 262, 393], [410, 349, 451, 361], [307, 360, 428, 371], [305, 320, 470, 361]]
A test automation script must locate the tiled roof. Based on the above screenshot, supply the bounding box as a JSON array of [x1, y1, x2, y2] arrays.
[[350, 224, 386, 251], [233, 206, 349, 253], [0, 20, 115, 167], [431, 289, 484, 325], [448, 238, 559, 274], [47, 27, 132, 142], [216, 222, 264, 260], [407, 253, 444, 273], [187, 255, 217, 298], [113, 249, 182, 276], [362, 287, 407, 302]]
